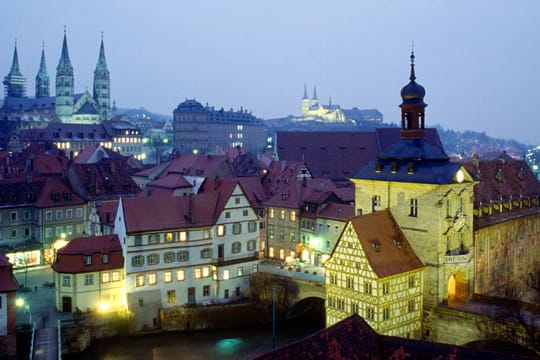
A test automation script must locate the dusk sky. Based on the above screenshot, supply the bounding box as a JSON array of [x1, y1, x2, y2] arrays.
[[2, 1, 539, 145]]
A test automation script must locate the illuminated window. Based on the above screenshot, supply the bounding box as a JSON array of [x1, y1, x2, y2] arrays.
[[217, 224, 225, 237], [290, 211, 296, 221], [164, 271, 172, 283], [195, 268, 202, 279], [166, 232, 174, 242], [409, 198, 418, 217], [279, 249, 284, 259], [237, 266, 243, 277], [179, 231, 188, 241], [167, 290, 176, 304], [252, 264, 258, 273], [202, 267, 210, 277], [372, 195, 381, 212], [280, 210, 285, 220], [269, 247, 274, 258], [112, 271, 120, 282], [223, 269, 230, 280], [148, 273, 157, 285], [269, 209, 275, 218], [176, 270, 185, 281], [102, 272, 110, 283]]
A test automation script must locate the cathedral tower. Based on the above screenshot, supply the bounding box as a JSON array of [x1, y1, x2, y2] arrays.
[[55, 29, 74, 122], [3, 41, 26, 98], [35, 44, 50, 98], [301, 84, 310, 115], [93, 35, 111, 121], [310, 85, 319, 109]]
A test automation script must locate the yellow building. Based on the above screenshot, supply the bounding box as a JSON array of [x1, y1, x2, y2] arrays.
[[52, 234, 125, 313], [326, 210, 424, 338]]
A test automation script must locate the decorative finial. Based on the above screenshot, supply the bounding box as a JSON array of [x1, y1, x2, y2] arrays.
[[409, 42, 416, 81]]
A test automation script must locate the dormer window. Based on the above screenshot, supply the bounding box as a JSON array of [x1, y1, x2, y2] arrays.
[[84, 255, 92, 266], [102, 253, 109, 264]]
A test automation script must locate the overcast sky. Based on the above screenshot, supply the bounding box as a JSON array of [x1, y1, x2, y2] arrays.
[[2, 1, 539, 145]]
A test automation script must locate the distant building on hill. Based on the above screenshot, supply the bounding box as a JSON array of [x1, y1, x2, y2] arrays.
[[172, 99, 268, 154]]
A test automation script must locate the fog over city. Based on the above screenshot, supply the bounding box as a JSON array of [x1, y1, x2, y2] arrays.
[[2, 0, 539, 144]]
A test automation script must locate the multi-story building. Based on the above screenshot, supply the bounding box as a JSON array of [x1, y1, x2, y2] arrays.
[[172, 99, 268, 154], [2, 31, 111, 124], [52, 234, 124, 312], [0, 252, 19, 357], [326, 210, 424, 338], [114, 182, 261, 331]]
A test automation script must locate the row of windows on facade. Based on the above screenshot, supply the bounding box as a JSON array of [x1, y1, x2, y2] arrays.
[[328, 273, 417, 293], [161, 285, 242, 305], [62, 270, 121, 287], [134, 264, 258, 288], [370, 195, 418, 217], [301, 220, 341, 234], [327, 297, 417, 320], [83, 253, 110, 266], [45, 224, 83, 239], [268, 247, 296, 259], [268, 208, 296, 221], [133, 222, 258, 246], [131, 239, 258, 267], [0, 207, 83, 222]]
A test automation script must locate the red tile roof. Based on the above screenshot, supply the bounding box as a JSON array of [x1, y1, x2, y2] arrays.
[[318, 203, 355, 221], [147, 174, 193, 190], [160, 154, 234, 179], [348, 209, 424, 278], [0, 252, 19, 292], [200, 177, 266, 211], [52, 234, 123, 273], [33, 176, 86, 208]]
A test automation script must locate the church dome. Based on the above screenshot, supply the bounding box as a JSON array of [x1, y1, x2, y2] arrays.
[[400, 51, 425, 105], [175, 98, 205, 112]]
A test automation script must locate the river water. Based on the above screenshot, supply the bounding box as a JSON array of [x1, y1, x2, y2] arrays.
[[67, 317, 324, 360]]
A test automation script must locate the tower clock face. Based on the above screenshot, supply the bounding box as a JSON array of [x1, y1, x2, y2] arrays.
[[456, 169, 465, 183]]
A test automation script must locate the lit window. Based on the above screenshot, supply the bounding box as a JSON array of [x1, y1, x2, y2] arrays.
[[279, 249, 284, 259], [167, 290, 176, 304], [136, 275, 144, 287], [195, 268, 202, 279], [269, 209, 275, 218], [252, 264, 258, 273], [223, 269, 230, 280], [290, 211, 296, 221], [112, 271, 120, 282], [202, 267, 210, 277], [164, 271, 172, 283], [102, 272, 110, 283], [269, 247, 274, 258], [280, 210, 285, 220], [237, 266, 243, 277], [179, 231, 188, 241], [176, 270, 185, 281], [217, 224, 225, 237], [166, 232, 174, 242], [148, 273, 157, 285]]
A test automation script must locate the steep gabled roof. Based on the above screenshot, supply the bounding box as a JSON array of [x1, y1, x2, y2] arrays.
[[200, 176, 265, 211], [0, 252, 19, 292], [348, 209, 424, 278], [160, 154, 233, 179], [33, 176, 85, 208], [52, 234, 123, 273]]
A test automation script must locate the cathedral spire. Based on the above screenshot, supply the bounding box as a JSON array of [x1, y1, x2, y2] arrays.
[[35, 43, 50, 98], [302, 83, 308, 100], [3, 40, 26, 97], [95, 33, 108, 70], [93, 33, 111, 121], [312, 85, 318, 100], [57, 27, 73, 73]]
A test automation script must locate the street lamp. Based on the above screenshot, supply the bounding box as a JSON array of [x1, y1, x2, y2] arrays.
[[15, 297, 32, 325]]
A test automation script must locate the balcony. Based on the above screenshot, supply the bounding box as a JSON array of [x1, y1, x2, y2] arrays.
[[212, 251, 259, 266]]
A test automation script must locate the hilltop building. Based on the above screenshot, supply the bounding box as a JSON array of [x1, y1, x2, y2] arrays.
[[2, 30, 111, 124], [172, 99, 268, 155], [297, 84, 383, 124]]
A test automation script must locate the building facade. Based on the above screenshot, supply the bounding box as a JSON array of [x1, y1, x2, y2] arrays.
[[172, 99, 268, 154]]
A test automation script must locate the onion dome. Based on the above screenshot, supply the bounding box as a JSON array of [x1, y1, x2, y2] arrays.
[[400, 51, 425, 105]]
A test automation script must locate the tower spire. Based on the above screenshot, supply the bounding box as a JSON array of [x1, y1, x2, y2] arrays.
[[55, 27, 74, 122], [57, 27, 73, 72], [312, 85, 318, 100], [93, 33, 111, 121], [302, 83, 308, 100], [35, 42, 50, 98], [3, 40, 26, 97]]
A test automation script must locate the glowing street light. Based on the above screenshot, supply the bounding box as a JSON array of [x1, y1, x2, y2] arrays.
[[15, 297, 32, 325]]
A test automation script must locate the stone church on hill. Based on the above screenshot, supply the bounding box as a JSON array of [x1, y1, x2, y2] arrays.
[[2, 29, 111, 124]]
